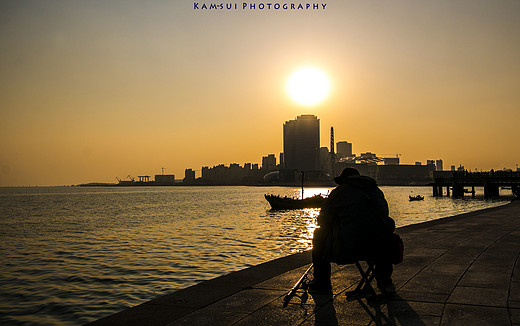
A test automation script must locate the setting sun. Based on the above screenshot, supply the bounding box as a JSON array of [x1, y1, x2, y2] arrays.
[[286, 67, 331, 106]]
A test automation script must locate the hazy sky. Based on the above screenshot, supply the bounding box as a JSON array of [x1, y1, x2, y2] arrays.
[[1, 0, 519, 186]]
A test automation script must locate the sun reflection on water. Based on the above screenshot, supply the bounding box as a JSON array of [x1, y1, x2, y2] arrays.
[[296, 208, 319, 249], [296, 187, 331, 199]]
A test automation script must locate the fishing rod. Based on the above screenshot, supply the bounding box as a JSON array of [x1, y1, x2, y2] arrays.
[[282, 264, 313, 307]]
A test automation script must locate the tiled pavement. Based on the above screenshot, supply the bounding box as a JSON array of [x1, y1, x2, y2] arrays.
[[89, 201, 520, 325]]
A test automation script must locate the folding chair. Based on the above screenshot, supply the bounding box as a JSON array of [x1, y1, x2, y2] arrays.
[[344, 260, 377, 302], [283, 260, 385, 307]]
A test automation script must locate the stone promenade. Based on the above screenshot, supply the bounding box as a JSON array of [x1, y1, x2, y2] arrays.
[[89, 201, 520, 325]]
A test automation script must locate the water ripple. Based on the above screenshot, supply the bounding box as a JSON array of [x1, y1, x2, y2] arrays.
[[0, 186, 510, 325]]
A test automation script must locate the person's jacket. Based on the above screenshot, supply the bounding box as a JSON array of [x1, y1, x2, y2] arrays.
[[317, 175, 395, 262]]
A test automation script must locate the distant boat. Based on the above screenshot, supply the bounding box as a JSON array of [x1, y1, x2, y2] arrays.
[[409, 195, 424, 201], [264, 194, 327, 210]]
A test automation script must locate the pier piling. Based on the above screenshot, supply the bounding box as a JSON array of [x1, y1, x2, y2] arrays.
[[432, 170, 520, 199]]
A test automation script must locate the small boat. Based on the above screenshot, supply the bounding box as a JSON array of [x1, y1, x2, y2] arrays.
[[265, 194, 327, 210], [409, 195, 424, 201]]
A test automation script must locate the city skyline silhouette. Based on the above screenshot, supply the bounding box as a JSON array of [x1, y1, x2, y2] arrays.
[[1, 1, 519, 186]]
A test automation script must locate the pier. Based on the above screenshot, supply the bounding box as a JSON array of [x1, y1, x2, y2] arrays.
[[89, 202, 520, 325], [432, 170, 520, 198]]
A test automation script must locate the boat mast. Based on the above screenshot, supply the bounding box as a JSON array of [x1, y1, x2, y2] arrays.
[[301, 171, 304, 199]]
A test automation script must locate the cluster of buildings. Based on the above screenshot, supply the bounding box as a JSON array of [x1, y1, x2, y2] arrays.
[[188, 114, 444, 186], [118, 114, 447, 186]]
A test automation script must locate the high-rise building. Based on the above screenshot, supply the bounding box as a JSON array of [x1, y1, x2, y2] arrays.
[[283, 114, 320, 171], [336, 141, 352, 159], [183, 169, 196, 184], [262, 154, 276, 170], [436, 159, 443, 171], [319, 147, 329, 170]]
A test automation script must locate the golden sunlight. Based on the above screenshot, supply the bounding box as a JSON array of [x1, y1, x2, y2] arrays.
[[286, 67, 331, 106]]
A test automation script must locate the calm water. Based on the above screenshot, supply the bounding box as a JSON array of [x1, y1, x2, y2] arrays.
[[0, 186, 511, 325]]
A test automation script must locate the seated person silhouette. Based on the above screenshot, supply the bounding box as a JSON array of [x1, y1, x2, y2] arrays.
[[310, 168, 396, 295]]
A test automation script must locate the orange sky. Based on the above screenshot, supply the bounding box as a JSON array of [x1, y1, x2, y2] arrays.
[[1, 1, 519, 186]]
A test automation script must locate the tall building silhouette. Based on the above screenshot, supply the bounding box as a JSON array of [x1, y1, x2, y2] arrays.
[[283, 115, 320, 172], [262, 154, 277, 170], [336, 141, 352, 159], [436, 159, 444, 171]]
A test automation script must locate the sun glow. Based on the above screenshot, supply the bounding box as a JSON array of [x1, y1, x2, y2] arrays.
[[286, 67, 331, 106]]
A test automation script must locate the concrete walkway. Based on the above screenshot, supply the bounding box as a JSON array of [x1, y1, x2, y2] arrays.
[[89, 201, 520, 325]]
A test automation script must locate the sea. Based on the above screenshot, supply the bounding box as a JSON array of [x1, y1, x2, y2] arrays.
[[0, 185, 512, 325]]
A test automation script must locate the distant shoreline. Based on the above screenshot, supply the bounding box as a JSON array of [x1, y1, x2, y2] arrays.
[[76, 182, 435, 188], [0, 183, 463, 188]]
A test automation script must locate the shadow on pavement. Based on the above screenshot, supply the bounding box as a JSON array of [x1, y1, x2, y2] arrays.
[[384, 294, 426, 326], [310, 292, 338, 325], [309, 292, 426, 326]]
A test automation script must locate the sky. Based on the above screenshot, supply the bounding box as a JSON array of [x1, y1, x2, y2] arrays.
[[1, 0, 519, 186]]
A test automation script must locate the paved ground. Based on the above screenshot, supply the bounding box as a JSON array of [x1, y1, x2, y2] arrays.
[[89, 201, 520, 326]]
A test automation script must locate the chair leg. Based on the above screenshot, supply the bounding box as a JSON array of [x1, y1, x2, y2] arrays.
[[345, 261, 377, 302]]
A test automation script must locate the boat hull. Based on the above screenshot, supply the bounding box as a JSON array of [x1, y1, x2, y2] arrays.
[[264, 194, 326, 210]]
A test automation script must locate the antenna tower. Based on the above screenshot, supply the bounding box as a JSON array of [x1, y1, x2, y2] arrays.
[[330, 127, 336, 177]]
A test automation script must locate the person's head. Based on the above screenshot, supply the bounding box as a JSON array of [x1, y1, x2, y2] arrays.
[[333, 168, 360, 184]]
